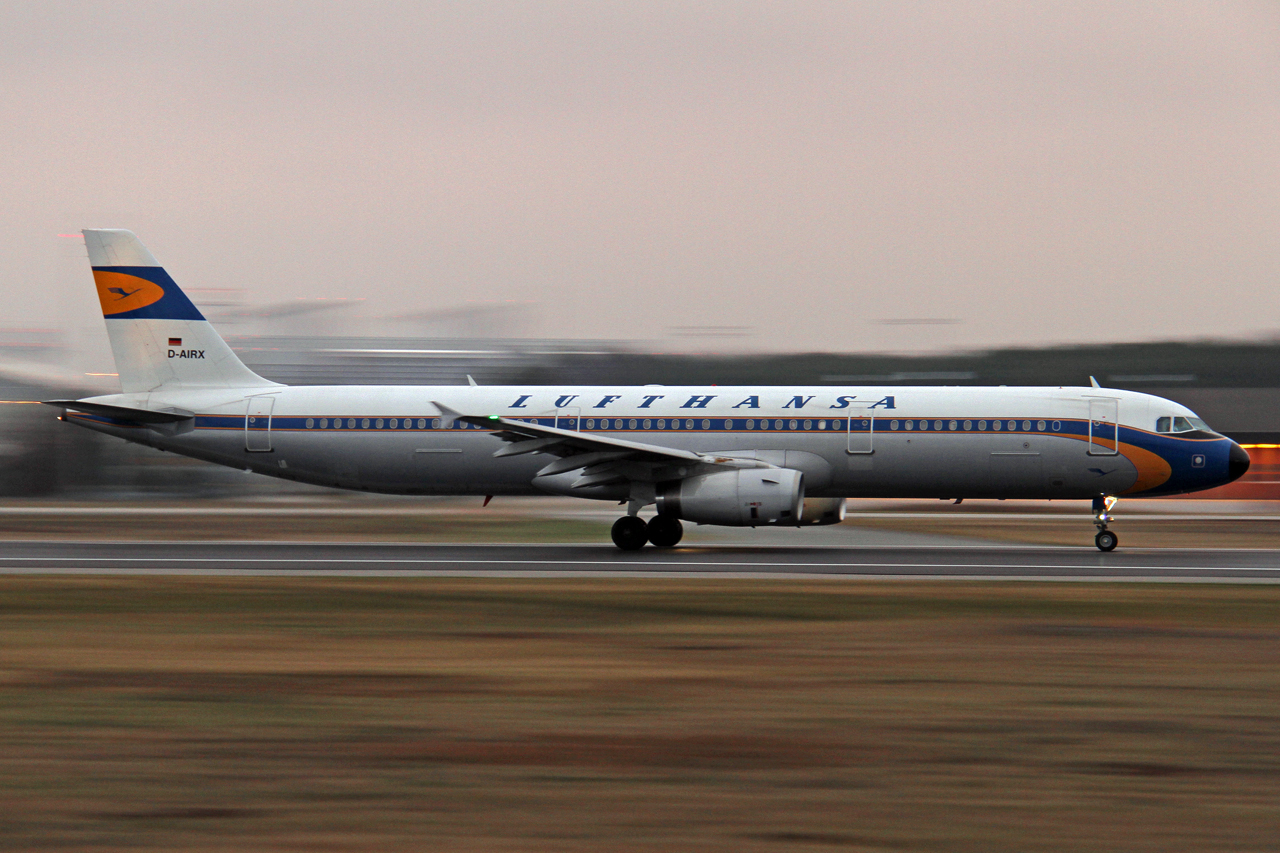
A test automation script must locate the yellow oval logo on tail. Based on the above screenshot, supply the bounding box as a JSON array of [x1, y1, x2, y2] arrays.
[[93, 271, 166, 316]]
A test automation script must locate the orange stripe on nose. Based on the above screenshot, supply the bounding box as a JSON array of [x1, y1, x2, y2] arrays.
[[1118, 442, 1173, 494]]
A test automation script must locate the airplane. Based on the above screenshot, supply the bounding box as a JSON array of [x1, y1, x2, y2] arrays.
[[47, 229, 1251, 552]]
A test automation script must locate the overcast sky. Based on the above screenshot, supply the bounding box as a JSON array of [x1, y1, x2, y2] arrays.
[[3, 1, 1279, 354]]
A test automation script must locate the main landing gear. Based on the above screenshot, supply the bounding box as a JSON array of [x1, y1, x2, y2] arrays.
[[610, 515, 684, 550], [1093, 496, 1118, 552]]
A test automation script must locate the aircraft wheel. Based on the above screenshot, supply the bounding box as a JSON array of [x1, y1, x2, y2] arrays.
[[1095, 530, 1118, 552], [611, 516, 649, 551], [646, 515, 684, 548]]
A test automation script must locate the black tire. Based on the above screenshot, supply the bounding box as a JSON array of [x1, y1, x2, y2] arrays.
[[646, 515, 684, 548], [611, 516, 649, 551], [1095, 530, 1118, 552]]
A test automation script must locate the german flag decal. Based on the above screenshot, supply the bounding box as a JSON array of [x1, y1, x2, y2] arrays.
[[168, 337, 182, 346]]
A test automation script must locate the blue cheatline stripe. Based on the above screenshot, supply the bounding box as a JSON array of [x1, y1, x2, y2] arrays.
[[211, 414, 1224, 448], [94, 266, 205, 321]]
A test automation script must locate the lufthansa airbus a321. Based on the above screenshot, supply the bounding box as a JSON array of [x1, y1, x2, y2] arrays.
[[49, 230, 1250, 551]]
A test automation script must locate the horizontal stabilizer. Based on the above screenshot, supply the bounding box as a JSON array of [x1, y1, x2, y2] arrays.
[[43, 400, 194, 424]]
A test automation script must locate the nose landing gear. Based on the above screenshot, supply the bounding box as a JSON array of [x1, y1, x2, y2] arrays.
[[1093, 496, 1118, 552]]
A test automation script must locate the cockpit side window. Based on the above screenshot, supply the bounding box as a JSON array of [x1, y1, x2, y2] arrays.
[[1159, 416, 1214, 434]]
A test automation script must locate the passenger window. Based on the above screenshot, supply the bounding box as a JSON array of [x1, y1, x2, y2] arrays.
[[1156, 417, 1171, 433]]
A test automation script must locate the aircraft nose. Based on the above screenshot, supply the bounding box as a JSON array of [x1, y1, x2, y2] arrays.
[[1227, 442, 1251, 484]]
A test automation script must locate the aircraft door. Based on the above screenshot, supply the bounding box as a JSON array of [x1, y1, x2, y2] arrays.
[[846, 411, 874, 455], [245, 396, 275, 452], [1087, 397, 1119, 456]]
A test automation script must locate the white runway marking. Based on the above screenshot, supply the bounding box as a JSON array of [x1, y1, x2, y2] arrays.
[[0, 568, 1277, 584], [0, 555, 1275, 571], [4, 543, 1278, 581]]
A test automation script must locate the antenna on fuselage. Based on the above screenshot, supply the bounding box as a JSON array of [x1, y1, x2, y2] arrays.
[[1089, 376, 1101, 388], [466, 375, 478, 386]]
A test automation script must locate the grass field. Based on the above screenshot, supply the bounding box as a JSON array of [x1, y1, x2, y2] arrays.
[[1, 578, 1278, 851]]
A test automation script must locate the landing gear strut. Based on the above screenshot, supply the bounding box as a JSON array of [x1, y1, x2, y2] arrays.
[[611, 516, 648, 551], [1093, 496, 1118, 552]]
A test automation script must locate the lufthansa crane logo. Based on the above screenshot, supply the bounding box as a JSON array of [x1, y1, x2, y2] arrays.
[[93, 271, 166, 316]]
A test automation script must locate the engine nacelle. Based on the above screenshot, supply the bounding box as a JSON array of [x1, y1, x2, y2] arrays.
[[656, 468, 804, 526], [766, 497, 846, 526]]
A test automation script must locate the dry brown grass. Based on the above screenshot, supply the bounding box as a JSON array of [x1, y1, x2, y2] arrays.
[[1, 578, 1278, 851]]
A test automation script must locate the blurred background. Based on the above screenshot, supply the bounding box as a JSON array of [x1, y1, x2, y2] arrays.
[[2, 1, 1279, 500]]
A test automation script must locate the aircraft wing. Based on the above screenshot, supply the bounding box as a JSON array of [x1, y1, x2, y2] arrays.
[[432, 402, 770, 488]]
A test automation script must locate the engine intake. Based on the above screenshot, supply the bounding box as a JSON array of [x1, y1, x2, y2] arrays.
[[656, 469, 804, 526]]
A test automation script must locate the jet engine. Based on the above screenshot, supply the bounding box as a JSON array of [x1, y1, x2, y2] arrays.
[[775, 496, 846, 526], [656, 468, 804, 526]]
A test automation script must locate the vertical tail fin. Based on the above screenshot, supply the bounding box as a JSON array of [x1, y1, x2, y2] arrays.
[[84, 229, 278, 393]]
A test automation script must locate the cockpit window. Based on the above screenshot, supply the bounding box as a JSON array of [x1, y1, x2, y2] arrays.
[[1156, 416, 1212, 434]]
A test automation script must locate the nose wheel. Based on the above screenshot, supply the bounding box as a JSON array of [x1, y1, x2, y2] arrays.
[[1093, 496, 1119, 552]]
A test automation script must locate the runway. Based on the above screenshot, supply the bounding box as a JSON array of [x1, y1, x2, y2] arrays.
[[2, 541, 1280, 581]]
